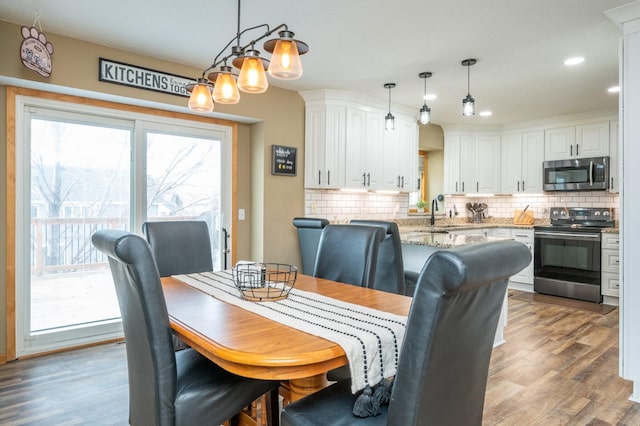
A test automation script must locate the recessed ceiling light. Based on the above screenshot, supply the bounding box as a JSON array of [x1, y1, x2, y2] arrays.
[[424, 94, 437, 101], [564, 57, 585, 66], [608, 86, 620, 93], [479, 111, 492, 117]]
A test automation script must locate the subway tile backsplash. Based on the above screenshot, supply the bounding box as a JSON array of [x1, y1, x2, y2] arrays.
[[305, 189, 620, 223]]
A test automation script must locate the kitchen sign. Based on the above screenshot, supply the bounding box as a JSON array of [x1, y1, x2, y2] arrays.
[[272, 145, 297, 176], [98, 58, 195, 97]]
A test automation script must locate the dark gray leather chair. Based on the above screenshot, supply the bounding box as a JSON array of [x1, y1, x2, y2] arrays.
[[350, 220, 406, 295], [292, 217, 330, 275], [92, 229, 280, 426], [313, 224, 384, 288], [281, 240, 531, 426], [142, 220, 213, 277]]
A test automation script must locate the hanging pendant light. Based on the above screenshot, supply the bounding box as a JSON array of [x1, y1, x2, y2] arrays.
[[418, 72, 432, 125], [461, 59, 477, 116], [186, 0, 309, 112], [186, 78, 214, 113], [264, 30, 308, 80], [209, 64, 241, 104], [233, 48, 270, 94], [384, 83, 396, 131]]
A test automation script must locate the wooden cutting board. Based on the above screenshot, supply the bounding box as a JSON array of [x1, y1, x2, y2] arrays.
[[513, 209, 534, 225]]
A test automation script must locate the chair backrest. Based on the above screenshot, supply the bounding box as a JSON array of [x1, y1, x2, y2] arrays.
[[350, 220, 405, 295], [292, 217, 330, 275], [313, 224, 384, 287], [142, 221, 213, 277], [92, 229, 177, 425], [388, 241, 531, 426]]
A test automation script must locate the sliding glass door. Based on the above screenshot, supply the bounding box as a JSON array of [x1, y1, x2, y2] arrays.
[[15, 97, 232, 356]]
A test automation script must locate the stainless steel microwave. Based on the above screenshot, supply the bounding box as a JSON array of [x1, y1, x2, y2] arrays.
[[542, 156, 609, 191]]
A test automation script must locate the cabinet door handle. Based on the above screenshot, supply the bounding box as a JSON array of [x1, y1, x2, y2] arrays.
[[397, 175, 401, 188], [401, 176, 404, 188], [576, 144, 579, 156], [362, 173, 366, 187], [517, 181, 520, 192], [328, 170, 331, 186], [456, 182, 458, 192], [476, 181, 479, 192], [570, 144, 573, 156], [611, 177, 614, 189], [462, 181, 465, 192], [318, 170, 321, 185], [417, 178, 421, 190], [367, 173, 371, 186], [522, 180, 525, 190]]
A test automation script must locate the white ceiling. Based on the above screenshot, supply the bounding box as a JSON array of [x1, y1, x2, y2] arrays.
[[0, 0, 629, 126]]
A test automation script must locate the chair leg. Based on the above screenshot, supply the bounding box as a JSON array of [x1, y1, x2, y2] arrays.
[[265, 388, 280, 426]]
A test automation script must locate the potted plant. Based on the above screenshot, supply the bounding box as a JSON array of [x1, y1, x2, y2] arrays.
[[415, 199, 426, 213]]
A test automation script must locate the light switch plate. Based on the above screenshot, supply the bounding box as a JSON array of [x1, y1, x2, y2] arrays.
[[238, 209, 245, 220]]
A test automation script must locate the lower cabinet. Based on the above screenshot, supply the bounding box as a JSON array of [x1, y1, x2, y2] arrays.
[[509, 229, 534, 286], [601, 232, 620, 297]]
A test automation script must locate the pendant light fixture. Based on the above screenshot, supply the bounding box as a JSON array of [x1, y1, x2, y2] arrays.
[[186, 0, 309, 113], [418, 72, 432, 125], [461, 58, 477, 116], [384, 83, 396, 131]]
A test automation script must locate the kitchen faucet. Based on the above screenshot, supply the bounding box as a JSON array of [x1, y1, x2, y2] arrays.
[[430, 198, 437, 225]]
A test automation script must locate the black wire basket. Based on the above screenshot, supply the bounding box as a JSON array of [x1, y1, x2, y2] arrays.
[[232, 262, 298, 302]]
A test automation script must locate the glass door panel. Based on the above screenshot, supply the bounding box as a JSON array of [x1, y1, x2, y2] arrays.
[[18, 106, 132, 355], [145, 130, 224, 270]]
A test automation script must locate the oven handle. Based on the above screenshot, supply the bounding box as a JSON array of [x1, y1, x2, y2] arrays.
[[535, 230, 601, 241], [590, 161, 594, 186]]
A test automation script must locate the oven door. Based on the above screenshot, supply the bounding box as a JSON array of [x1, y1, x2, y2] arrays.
[[534, 230, 602, 302]]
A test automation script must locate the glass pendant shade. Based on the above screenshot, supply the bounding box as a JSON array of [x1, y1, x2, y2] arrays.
[[462, 94, 476, 116], [187, 79, 214, 113], [419, 104, 431, 125], [268, 39, 303, 80], [385, 112, 395, 131], [212, 68, 241, 104], [236, 51, 269, 94]]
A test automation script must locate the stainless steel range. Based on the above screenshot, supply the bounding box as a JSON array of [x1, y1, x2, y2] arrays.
[[534, 207, 615, 303]]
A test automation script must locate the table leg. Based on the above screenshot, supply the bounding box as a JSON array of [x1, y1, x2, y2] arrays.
[[280, 374, 328, 404]]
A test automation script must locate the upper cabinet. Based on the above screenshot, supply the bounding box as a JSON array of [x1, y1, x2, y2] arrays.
[[302, 90, 418, 192], [345, 106, 384, 190], [501, 131, 544, 194], [444, 132, 501, 194], [544, 122, 610, 160], [444, 135, 462, 194], [304, 102, 346, 189], [610, 120, 619, 193]]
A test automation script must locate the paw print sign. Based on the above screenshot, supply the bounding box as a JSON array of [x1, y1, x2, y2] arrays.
[[20, 26, 54, 77]]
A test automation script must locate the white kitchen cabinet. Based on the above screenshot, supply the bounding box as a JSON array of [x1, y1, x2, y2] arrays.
[[601, 232, 620, 297], [610, 120, 619, 193], [461, 134, 502, 194], [510, 229, 534, 285], [380, 115, 418, 192], [304, 103, 346, 189], [345, 106, 384, 189], [576, 121, 610, 158], [544, 122, 609, 161], [444, 135, 462, 194], [445, 133, 501, 194], [501, 131, 544, 194]]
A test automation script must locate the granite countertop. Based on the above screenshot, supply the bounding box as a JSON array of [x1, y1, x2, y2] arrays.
[[401, 232, 510, 248], [601, 228, 620, 233]]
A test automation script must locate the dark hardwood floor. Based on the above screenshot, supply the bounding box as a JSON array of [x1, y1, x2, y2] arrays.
[[0, 291, 639, 425]]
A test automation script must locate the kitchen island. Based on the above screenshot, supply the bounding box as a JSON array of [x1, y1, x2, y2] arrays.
[[400, 230, 514, 347]]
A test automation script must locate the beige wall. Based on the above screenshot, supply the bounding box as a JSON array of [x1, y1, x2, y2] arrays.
[[0, 20, 305, 357], [418, 123, 445, 203]]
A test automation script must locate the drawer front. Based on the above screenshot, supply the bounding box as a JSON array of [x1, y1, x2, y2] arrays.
[[602, 233, 620, 250], [601, 249, 620, 273]]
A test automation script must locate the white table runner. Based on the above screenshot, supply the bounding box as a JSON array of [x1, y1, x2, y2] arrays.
[[174, 270, 407, 394]]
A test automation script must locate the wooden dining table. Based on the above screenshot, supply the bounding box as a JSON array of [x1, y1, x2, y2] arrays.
[[161, 274, 412, 402]]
